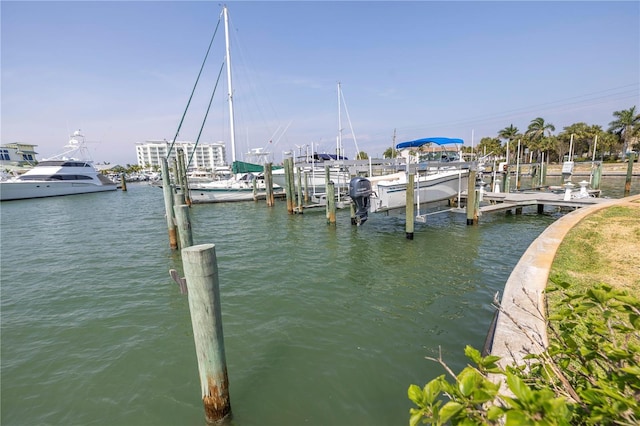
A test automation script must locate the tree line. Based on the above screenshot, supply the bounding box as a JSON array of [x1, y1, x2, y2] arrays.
[[383, 106, 639, 163]]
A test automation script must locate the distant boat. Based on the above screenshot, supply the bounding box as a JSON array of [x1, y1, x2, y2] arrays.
[[0, 130, 117, 201], [366, 137, 469, 213]]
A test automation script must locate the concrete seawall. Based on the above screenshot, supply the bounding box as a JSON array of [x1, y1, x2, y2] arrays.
[[489, 193, 640, 367]]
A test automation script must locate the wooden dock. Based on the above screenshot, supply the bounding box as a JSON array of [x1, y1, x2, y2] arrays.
[[467, 190, 610, 215]]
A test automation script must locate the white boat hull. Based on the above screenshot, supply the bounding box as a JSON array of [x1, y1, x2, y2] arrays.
[[0, 181, 117, 201], [369, 169, 468, 213], [189, 187, 283, 203]]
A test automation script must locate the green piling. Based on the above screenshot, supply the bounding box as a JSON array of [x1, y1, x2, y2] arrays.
[[326, 181, 336, 224], [161, 158, 178, 249], [174, 203, 193, 250], [466, 170, 478, 225], [406, 173, 415, 239], [182, 244, 231, 424]]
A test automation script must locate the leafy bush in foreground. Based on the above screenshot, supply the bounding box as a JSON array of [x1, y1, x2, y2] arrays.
[[408, 283, 640, 425]]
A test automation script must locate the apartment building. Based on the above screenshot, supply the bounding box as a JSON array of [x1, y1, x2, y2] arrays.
[[135, 140, 226, 170]]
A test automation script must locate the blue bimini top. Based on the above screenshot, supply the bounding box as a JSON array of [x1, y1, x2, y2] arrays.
[[395, 137, 464, 150]]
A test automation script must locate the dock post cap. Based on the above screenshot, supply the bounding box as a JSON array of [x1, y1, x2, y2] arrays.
[[183, 243, 216, 253]]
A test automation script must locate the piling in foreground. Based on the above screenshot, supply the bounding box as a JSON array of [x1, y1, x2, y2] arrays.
[[182, 244, 231, 424]]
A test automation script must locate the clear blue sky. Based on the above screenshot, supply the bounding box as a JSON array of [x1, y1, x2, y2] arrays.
[[2, 1, 639, 165]]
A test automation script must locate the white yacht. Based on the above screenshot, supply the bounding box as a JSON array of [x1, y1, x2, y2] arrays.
[[0, 130, 117, 201]]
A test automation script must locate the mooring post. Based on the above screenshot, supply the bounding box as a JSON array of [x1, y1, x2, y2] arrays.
[[624, 153, 635, 197], [502, 165, 510, 193], [175, 190, 186, 206], [182, 244, 231, 424], [303, 171, 309, 204], [592, 161, 602, 190], [177, 149, 192, 206], [406, 173, 415, 239], [466, 170, 478, 225], [161, 158, 178, 250], [284, 158, 294, 214], [289, 159, 298, 209], [252, 177, 258, 201], [174, 204, 193, 250], [326, 181, 336, 224], [120, 173, 127, 191], [264, 163, 274, 207], [296, 166, 303, 212]]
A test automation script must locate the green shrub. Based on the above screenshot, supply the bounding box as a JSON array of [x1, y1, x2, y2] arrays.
[[409, 283, 640, 425]]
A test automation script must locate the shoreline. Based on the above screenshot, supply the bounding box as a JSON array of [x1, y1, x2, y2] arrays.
[[518, 162, 639, 177]]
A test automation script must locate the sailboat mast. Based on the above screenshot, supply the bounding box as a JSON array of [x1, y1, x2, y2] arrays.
[[337, 82, 342, 159], [223, 6, 236, 163]]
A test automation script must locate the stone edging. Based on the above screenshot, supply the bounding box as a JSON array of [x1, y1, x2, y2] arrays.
[[489, 193, 640, 367]]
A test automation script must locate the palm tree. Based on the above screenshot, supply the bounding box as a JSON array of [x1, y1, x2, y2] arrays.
[[498, 124, 519, 162], [526, 117, 555, 161], [607, 106, 639, 156], [383, 147, 398, 159]]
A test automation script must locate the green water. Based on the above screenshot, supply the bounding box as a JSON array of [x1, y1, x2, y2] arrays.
[[1, 177, 636, 425]]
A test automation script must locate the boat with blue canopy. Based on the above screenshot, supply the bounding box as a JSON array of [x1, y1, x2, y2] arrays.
[[395, 137, 464, 150], [350, 136, 469, 217]]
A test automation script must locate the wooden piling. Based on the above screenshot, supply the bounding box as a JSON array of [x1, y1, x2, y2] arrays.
[[466, 170, 478, 225], [406, 173, 415, 239], [161, 158, 178, 250], [284, 158, 294, 214], [303, 171, 309, 204], [502, 167, 510, 193], [296, 166, 303, 213], [625, 153, 635, 197], [177, 149, 192, 206], [326, 181, 336, 224], [592, 162, 602, 190], [252, 177, 257, 201], [120, 173, 127, 191], [530, 164, 540, 188], [182, 244, 231, 424], [174, 203, 193, 249], [264, 163, 274, 207]]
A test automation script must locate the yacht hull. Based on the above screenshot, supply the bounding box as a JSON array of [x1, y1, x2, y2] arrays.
[[0, 181, 117, 201]]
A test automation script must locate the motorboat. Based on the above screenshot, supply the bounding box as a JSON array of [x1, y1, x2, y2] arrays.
[[359, 137, 470, 214], [0, 130, 117, 201]]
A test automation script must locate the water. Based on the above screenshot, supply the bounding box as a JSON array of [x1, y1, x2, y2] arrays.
[[1, 177, 637, 425]]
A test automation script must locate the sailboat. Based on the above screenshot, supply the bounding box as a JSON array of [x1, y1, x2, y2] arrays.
[[270, 83, 353, 197], [189, 6, 283, 203]]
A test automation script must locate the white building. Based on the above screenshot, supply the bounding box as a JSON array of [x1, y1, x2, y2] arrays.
[[0, 143, 39, 172], [135, 140, 226, 171]]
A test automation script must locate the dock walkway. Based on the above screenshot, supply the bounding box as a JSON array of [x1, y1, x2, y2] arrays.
[[475, 191, 609, 214]]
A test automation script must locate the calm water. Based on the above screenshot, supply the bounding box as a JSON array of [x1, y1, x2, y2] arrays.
[[1, 176, 637, 425]]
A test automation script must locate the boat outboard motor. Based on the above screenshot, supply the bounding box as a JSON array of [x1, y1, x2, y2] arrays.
[[349, 177, 372, 226]]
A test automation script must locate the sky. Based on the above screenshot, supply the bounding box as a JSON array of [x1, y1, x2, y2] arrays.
[[2, 1, 639, 166]]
